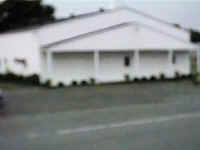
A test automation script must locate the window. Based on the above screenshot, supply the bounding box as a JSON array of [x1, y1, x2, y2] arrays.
[[124, 56, 130, 67], [172, 54, 176, 64], [14, 58, 27, 67]]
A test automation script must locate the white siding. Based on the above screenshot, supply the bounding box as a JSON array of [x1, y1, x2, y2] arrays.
[[99, 51, 134, 82], [139, 51, 169, 78], [174, 51, 190, 75], [0, 31, 41, 76], [50, 52, 94, 85], [0, 57, 6, 74]]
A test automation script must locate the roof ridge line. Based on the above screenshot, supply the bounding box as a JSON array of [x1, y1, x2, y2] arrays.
[[122, 7, 189, 33], [134, 22, 193, 44]]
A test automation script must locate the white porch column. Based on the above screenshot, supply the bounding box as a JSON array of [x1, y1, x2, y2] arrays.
[[0, 58, 4, 74], [197, 48, 200, 73], [46, 50, 53, 79], [94, 51, 100, 81], [168, 50, 174, 77], [1, 58, 7, 74], [134, 50, 140, 77]]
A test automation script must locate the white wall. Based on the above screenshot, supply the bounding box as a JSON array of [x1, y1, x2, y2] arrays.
[[50, 52, 94, 85], [0, 31, 41, 76], [137, 51, 191, 79], [99, 51, 134, 82], [139, 51, 169, 78], [174, 51, 190, 75]]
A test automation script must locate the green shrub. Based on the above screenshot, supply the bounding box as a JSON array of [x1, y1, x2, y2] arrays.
[[188, 74, 193, 79], [181, 74, 188, 79], [196, 75, 200, 83], [150, 75, 157, 81], [6, 72, 18, 81], [0, 74, 4, 79], [81, 80, 88, 86], [0, 72, 21, 82], [193, 74, 200, 85], [26, 74, 40, 85], [124, 74, 131, 82], [17, 75, 25, 82], [44, 80, 52, 88], [141, 77, 148, 81], [58, 82, 65, 88], [71, 81, 78, 86], [175, 71, 181, 79], [133, 78, 139, 82], [0, 72, 40, 86], [0, 74, 7, 80], [159, 73, 165, 80], [90, 78, 96, 85]]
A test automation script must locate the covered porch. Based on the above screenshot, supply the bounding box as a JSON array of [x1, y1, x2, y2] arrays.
[[41, 49, 191, 86]]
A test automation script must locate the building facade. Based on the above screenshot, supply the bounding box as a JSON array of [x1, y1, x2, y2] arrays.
[[0, 7, 197, 86]]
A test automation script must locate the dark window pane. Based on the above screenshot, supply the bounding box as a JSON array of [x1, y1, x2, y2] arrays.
[[172, 55, 176, 64], [124, 56, 130, 67]]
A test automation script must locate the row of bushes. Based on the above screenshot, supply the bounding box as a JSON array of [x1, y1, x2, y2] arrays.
[[43, 78, 96, 88], [124, 72, 192, 83], [0, 72, 96, 88], [0, 72, 40, 86], [0, 72, 197, 88], [46, 73, 193, 88], [71, 78, 96, 86]]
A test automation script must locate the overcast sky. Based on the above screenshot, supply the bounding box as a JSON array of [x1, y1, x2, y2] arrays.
[[0, 0, 198, 30], [43, 0, 200, 30], [1, 0, 195, 30]]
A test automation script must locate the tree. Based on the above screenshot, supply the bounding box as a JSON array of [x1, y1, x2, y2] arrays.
[[190, 29, 200, 43], [0, 0, 55, 32]]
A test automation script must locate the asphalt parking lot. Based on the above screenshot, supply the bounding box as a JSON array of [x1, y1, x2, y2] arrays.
[[1, 79, 200, 150], [0, 79, 199, 117]]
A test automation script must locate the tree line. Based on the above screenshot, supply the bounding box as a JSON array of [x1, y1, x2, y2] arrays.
[[0, 0, 55, 32]]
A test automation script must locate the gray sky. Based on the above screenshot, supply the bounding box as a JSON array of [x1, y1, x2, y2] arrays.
[[44, 0, 200, 30]]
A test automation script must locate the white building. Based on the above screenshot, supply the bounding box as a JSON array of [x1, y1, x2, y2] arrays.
[[0, 7, 198, 86]]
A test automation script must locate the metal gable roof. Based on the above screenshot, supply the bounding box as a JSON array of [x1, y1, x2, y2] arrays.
[[43, 21, 196, 51], [1, 7, 191, 46], [38, 7, 190, 47]]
